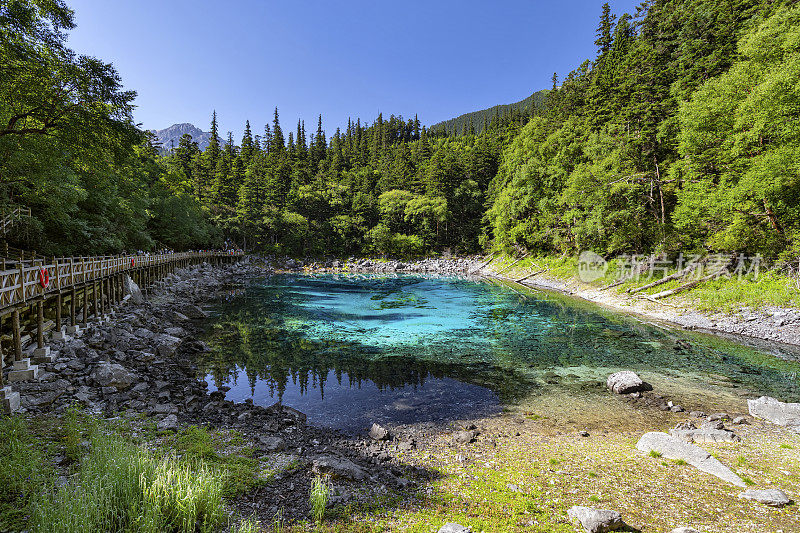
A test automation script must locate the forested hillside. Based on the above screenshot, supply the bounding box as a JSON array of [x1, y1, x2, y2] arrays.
[[487, 0, 800, 264], [2, 0, 799, 262], [429, 89, 549, 136]]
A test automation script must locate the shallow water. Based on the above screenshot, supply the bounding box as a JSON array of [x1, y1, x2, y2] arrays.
[[201, 273, 800, 432]]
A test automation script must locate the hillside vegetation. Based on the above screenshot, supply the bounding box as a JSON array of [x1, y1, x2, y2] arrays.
[[429, 89, 549, 136], [2, 0, 799, 269]]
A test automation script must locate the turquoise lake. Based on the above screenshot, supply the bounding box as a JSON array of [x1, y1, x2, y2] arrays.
[[201, 274, 800, 432]]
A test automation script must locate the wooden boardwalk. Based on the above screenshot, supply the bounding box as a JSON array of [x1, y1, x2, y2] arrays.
[[0, 250, 241, 312], [0, 249, 244, 409], [0, 207, 30, 236]]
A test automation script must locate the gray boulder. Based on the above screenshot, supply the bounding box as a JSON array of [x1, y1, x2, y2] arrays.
[[738, 488, 792, 507], [748, 396, 800, 428], [157, 414, 178, 431], [670, 528, 702, 533], [606, 371, 649, 394], [259, 436, 286, 452], [90, 362, 136, 390], [669, 428, 741, 443], [123, 275, 144, 304], [454, 430, 478, 444], [168, 310, 189, 322], [369, 423, 390, 441], [178, 303, 207, 319], [155, 334, 182, 357], [567, 506, 624, 533], [636, 432, 746, 487], [312, 456, 368, 481], [438, 524, 472, 533]]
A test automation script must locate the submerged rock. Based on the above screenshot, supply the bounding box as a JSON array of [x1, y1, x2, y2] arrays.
[[606, 371, 651, 394], [636, 432, 746, 487], [567, 506, 624, 533], [748, 396, 800, 428], [738, 488, 792, 507]]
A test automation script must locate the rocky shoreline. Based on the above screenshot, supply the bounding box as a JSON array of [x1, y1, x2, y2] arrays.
[[7, 255, 800, 530], [12, 258, 438, 523]]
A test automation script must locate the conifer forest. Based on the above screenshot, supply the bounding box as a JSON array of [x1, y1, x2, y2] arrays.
[[3, 0, 800, 263]]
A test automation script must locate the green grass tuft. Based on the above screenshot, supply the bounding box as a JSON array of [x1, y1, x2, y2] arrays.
[[32, 431, 224, 533], [0, 417, 52, 531], [309, 474, 330, 524]]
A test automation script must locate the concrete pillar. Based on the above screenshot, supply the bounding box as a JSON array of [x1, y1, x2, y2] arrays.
[[8, 308, 38, 382], [0, 363, 20, 411]]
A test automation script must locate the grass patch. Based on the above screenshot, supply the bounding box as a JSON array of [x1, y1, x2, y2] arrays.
[[229, 514, 263, 533], [493, 253, 800, 315], [0, 414, 265, 532], [167, 425, 263, 498], [309, 474, 330, 524], [781, 444, 795, 450], [32, 431, 224, 533], [0, 417, 52, 531], [648, 450, 662, 458], [673, 459, 688, 466]]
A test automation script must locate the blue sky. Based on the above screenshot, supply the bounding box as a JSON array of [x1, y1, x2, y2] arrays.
[[66, 0, 641, 139]]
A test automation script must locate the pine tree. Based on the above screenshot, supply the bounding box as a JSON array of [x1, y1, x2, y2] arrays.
[[263, 124, 272, 153], [595, 3, 616, 59], [313, 115, 326, 164], [271, 107, 285, 154], [296, 119, 308, 160], [241, 120, 254, 164]]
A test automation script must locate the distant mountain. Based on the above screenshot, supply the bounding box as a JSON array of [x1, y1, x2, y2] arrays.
[[150, 123, 214, 152], [430, 89, 549, 136]]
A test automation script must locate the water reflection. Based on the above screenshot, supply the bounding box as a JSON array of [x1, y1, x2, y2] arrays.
[[200, 274, 800, 431]]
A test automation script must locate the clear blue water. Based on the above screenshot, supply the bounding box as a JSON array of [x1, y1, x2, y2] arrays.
[[201, 274, 800, 432]]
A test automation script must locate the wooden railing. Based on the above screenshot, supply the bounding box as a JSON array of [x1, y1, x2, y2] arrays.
[[0, 250, 243, 312], [0, 207, 31, 236]]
